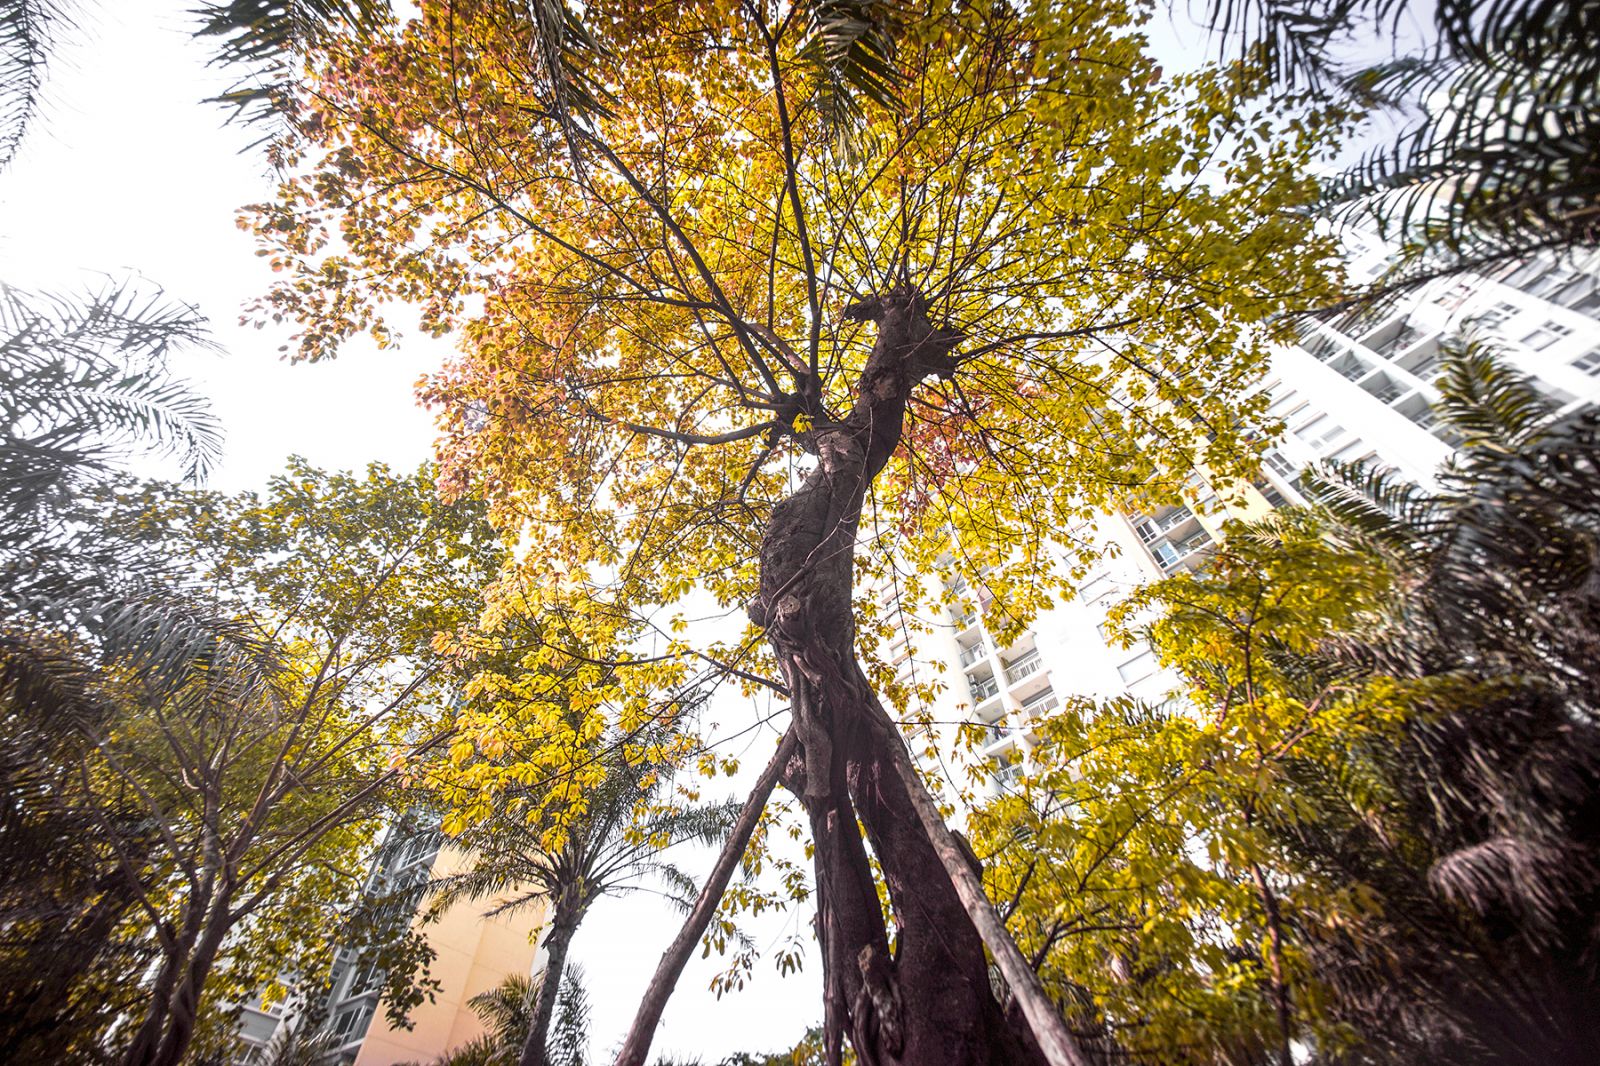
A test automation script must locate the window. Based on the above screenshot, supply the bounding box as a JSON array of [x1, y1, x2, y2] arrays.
[[1474, 301, 1520, 331], [1117, 649, 1157, 684], [1254, 478, 1289, 509], [1432, 281, 1476, 309], [1264, 451, 1297, 479], [1521, 321, 1574, 351], [1265, 391, 1301, 416], [1294, 415, 1348, 451], [1571, 348, 1600, 377], [1077, 573, 1114, 603]]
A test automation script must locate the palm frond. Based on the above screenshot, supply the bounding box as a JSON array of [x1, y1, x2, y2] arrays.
[[547, 963, 590, 1066], [193, 0, 393, 136], [1303, 460, 1439, 566], [0, 0, 67, 171], [797, 0, 901, 132], [1430, 339, 1555, 450], [0, 279, 220, 493]]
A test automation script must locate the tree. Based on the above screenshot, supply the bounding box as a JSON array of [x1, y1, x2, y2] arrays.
[[967, 511, 1398, 1065], [252, 3, 1347, 1062], [401, 966, 590, 1066], [0, 277, 233, 1061], [45, 461, 507, 1066], [971, 342, 1600, 1064], [428, 716, 738, 1066]]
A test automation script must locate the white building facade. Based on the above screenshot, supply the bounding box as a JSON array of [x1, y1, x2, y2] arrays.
[[886, 237, 1600, 794]]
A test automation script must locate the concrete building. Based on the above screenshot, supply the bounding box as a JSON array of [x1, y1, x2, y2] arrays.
[[887, 237, 1600, 793], [235, 823, 546, 1065]]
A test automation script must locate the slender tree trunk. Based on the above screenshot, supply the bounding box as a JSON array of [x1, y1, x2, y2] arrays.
[[750, 289, 1059, 1066], [1249, 860, 1295, 1066], [616, 729, 798, 1066], [119, 893, 209, 1066], [148, 898, 234, 1066], [517, 901, 580, 1066]]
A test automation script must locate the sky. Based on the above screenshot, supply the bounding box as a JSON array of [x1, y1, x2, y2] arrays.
[[0, 3, 813, 1060]]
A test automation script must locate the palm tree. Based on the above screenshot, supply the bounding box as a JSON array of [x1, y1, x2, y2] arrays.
[[1201, 0, 1600, 292], [407, 966, 590, 1066], [1262, 339, 1600, 1063], [0, 277, 244, 1058], [430, 732, 738, 1066]]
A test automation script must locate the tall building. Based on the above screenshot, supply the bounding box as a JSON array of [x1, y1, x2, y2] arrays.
[[889, 238, 1600, 792], [235, 823, 546, 1065]]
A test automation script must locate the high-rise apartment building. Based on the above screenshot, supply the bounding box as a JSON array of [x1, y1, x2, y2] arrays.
[[234, 823, 546, 1065], [889, 238, 1600, 792]]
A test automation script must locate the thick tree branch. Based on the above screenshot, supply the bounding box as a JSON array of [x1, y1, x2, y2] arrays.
[[615, 727, 799, 1066]]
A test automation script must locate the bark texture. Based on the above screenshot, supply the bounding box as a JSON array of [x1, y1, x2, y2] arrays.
[[749, 289, 1045, 1066]]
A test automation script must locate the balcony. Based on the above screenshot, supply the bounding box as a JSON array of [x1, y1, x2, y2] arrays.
[[1004, 650, 1043, 686], [981, 722, 1014, 748], [951, 606, 979, 630], [1152, 530, 1213, 571], [1372, 325, 1424, 357], [1134, 505, 1197, 543], [968, 673, 1001, 704], [958, 640, 988, 667], [1332, 357, 1370, 382], [1020, 688, 1059, 716]]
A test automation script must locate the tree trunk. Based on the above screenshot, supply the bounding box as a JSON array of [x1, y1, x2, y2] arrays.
[[148, 899, 233, 1066], [119, 892, 209, 1066], [517, 900, 580, 1066], [615, 729, 798, 1066], [750, 289, 1052, 1066]]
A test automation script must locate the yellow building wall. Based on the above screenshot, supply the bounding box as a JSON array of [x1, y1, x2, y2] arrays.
[[354, 846, 546, 1066]]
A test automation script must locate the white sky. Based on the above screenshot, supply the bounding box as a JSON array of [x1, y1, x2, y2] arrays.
[[0, 3, 813, 1060]]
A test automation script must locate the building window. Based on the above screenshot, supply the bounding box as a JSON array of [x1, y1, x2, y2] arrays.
[[1571, 348, 1600, 377], [1264, 451, 1297, 479], [1432, 281, 1476, 309], [1117, 649, 1157, 684], [1077, 573, 1114, 603], [1520, 321, 1574, 351], [1474, 302, 1520, 332]]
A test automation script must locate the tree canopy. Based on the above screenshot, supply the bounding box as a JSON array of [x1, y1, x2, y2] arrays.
[[252, 2, 1350, 1063]]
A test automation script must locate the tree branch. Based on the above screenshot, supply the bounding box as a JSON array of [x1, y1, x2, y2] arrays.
[[614, 728, 799, 1066]]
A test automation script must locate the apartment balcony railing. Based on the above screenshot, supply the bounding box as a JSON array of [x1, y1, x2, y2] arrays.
[[1021, 690, 1059, 716], [969, 673, 1001, 703], [1004, 651, 1043, 685], [958, 641, 988, 667], [1405, 356, 1441, 381], [1135, 505, 1197, 543], [982, 723, 1014, 747], [1370, 383, 1405, 404], [1154, 531, 1213, 571], [952, 607, 978, 629], [1335, 359, 1369, 382], [1374, 325, 1425, 356]]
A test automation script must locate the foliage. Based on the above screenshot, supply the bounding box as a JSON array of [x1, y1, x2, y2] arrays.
[[0, 276, 229, 1061], [426, 706, 736, 1066], [251, 0, 1345, 643], [969, 511, 1398, 1064], [251, 1, 1347, 1059], [2, 456, 505, 1066], [194, 0, 396, 136], [0, 0, 66, 170], [1202, 0, 1600, 288], [971, 343, 1600, 1064], [404, 966, 590, 1066]]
